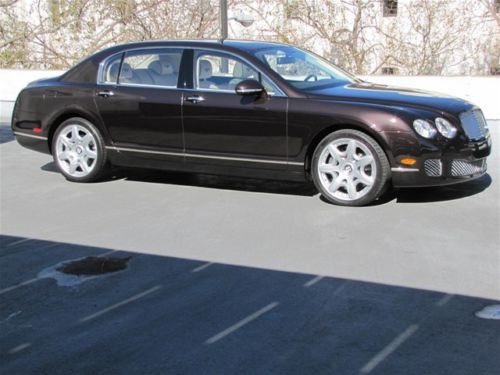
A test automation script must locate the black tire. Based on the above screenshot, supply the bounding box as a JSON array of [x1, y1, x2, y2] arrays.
[[311, 129, 391, 206], [51, 117, 109, 182]]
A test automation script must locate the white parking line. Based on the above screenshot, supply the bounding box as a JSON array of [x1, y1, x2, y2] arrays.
[[98, 250, 119, 257], [205, 302, 279, 344], [191, 262, 214, 273], [360, 324, 419, 374], [5, 238, 32, 247], [303, 275, 325, 287], [8, 342, 31, 354], [0, 278, 39, 295], [79, 285, 162, 323], [333, 281, 348, 295], [436, 294, 454, 307]]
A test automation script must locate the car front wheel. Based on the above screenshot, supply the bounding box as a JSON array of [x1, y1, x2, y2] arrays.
[[52, 117, 108, 182], [311, 129, 390, 206]]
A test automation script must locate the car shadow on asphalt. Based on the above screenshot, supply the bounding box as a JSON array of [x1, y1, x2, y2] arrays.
[[41, 162, 319, 197], [1, 234, 499, 375], [40, 162, 492, 203]]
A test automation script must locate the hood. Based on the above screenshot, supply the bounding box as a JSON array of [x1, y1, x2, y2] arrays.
[[307, 81, 474, 116]]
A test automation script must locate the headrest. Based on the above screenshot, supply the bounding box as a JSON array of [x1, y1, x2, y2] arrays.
[[199, 59, 213, 80], [148, 61, 162, 75], [233, 62, 255, 79], [149, 60, 174, 75]]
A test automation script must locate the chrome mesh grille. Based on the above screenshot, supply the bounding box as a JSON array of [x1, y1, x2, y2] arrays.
[[459, 110, 488, 141], [451, 159, 486, 177], [424, 159, 442, 177]]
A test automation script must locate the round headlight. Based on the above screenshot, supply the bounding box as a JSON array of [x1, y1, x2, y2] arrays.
[[413, 119, 437, 139], [435, 117, 457, 139]]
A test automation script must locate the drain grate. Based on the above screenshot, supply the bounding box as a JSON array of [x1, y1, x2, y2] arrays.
[[57, 256, 131, 276]]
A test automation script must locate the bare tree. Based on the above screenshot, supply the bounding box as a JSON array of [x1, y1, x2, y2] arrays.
[[0, 0, 497, 75], [0, 0, 223, 69]]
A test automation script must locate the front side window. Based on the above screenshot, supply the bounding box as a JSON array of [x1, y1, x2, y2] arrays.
[[252, 46, 357, 91], [194, 51, 278, 95], [102, 48, 183, 87]]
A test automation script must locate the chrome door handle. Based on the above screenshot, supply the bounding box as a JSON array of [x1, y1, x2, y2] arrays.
[[185, 95, 205, 103], [97, 90, 114, 97]]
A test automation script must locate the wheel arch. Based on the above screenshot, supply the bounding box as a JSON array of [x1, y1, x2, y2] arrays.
[[46, 107, 108, 154], [304, 123, 394, 174]]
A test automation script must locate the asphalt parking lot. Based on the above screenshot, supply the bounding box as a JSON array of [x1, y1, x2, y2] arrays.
[[1, 122, 499, 374]]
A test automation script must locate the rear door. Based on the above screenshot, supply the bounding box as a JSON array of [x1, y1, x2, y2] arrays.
[[94, 48, 184, 154]]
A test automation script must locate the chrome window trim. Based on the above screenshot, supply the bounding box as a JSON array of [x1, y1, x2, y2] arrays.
[[112, 82, 179, 91], [98, 51, 123, 85], [97, 46, 184, 86], [97, 45, 287, 97], [106, 145, 303, 166]]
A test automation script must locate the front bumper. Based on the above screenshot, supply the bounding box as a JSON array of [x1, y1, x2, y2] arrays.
[[391, 136, 491, 188]]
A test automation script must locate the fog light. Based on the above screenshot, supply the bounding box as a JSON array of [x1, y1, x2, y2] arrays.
[[400, 158, 417, 166]]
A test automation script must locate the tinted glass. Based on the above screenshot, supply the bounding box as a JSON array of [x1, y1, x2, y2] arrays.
[[252, 46, 357, 90], [102, 53, 123, 84], [118, 48, 183, 87], [194, 50, 277, 95]]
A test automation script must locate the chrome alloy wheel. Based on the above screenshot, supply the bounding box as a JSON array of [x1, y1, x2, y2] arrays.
[[317, 138, 377, 201], [55, 124, 98, 178]]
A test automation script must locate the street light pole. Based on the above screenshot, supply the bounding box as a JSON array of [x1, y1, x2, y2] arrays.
[[220, 0, 228, 41]]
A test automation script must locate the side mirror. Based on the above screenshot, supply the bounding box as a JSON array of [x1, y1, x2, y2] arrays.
[[235, 79, 266, 96]]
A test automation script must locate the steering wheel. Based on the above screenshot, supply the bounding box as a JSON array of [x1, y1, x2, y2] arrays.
[[304, 74, 318, 82]]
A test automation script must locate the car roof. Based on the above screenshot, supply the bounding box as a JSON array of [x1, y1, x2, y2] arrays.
[[223, 40, 293, 51], [97, 39, 291, 55]]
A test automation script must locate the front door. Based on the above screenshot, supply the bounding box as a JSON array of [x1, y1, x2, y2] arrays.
[[182, 50, 287, 169]]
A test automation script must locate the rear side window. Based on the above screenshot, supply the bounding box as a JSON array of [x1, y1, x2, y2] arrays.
[[119, 49, 183, 87], [100, 49, 183, 87]]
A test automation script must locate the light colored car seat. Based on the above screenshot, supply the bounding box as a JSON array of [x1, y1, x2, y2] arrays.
[[198, 59, 218, 89], [228, 62, 258, 89], [148, 59, 177, 87]]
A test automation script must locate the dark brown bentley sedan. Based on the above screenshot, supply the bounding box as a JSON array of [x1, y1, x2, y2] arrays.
[[12, 40, 492, 206]]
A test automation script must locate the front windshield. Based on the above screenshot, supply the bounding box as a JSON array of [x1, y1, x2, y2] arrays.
[[252, 46, 358, 90]]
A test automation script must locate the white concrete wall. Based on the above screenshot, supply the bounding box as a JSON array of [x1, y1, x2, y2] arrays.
[[1, 69, 499, 123], [359, 75, 500, 121], [0, 69, 65, 123]]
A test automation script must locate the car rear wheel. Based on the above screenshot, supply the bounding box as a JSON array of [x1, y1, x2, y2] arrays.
[[311, 129, 390, 206], [52, 117, 108, 182]]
